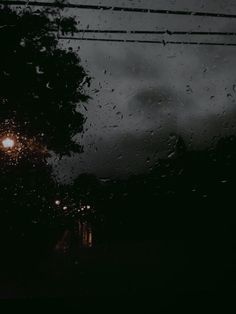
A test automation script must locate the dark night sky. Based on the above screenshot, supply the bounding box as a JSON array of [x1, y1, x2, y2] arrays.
[[48, 0, 236, 182]]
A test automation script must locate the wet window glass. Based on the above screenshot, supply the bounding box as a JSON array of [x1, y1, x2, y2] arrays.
[[0, 0, 235, 310]]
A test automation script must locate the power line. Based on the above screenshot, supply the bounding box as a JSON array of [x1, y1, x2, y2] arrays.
[[59, 36, 236, 46], [1, 1, 236, 19], [75, 29, 236, 36]]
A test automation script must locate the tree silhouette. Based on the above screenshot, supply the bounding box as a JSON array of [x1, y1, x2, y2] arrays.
[[0, 3, 90, 272], [0, 5, 90, 154]]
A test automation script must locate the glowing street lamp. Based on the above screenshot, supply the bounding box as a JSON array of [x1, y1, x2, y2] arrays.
[[2, 137, 15, 149]]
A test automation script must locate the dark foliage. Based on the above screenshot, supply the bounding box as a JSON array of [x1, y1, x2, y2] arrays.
[[0, 5, 90, 154], [71, 135, 236, 296], [0, 3, 90, 273]]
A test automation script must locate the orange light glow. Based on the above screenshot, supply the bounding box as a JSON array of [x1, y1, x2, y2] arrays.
[[2, 137, 15, 149]]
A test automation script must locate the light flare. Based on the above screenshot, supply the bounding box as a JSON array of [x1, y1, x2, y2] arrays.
[[2, 137, 15, 149]]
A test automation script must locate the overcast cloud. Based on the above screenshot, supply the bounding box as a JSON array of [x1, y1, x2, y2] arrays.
[[48, 0, 236, 182]]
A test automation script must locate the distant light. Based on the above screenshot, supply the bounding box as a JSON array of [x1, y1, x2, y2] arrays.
[[55, 200, 61, 206], [63, 206, 68, 210], [2, 137, 15, 149]]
